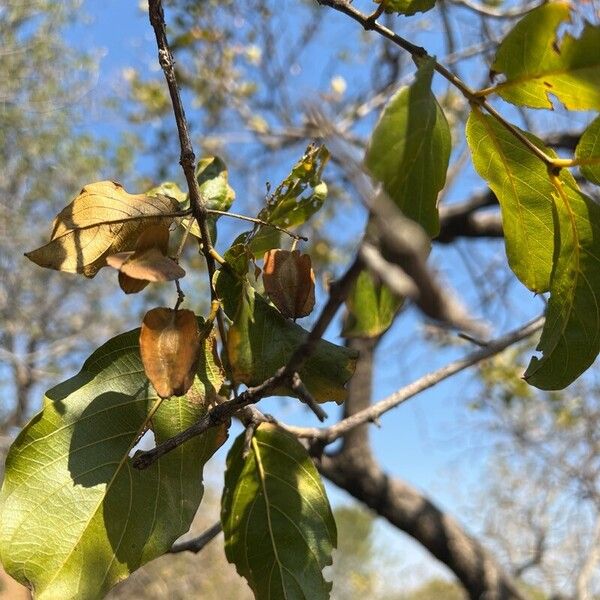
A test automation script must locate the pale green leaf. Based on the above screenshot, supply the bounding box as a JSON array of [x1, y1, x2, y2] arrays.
[[524, 182, 600, 389], [236, 144, 329, 257], [215, 270, 357, 403], [364, 57, 451, 237], [466, 109, 576, 293], [490, 1, 600, 110], [575, 115, 600, 186], [222, 423, 336, 600], [0, 328, 226, 600], [377, 0, 436, 16], [146, 181, 187, 204], [342, 269, 403, 338]]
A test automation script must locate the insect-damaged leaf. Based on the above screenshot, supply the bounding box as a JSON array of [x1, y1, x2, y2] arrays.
[[235, 144, 329, 257], [262, 249, 315, 319], [489, 1, 600, 110], [575, 115, 600, 186], [215, 270, 357, 403], [107, 225, 185, 295], [222, 423, 336, 600], [375, 0, 435, 16], [25, 181, 180, 277], [364, 57, 451, 238], [0, 329, 227, 600], [466, 109, 577, 293], [524, 182, 600, 390], [140, 308, 201, 398]]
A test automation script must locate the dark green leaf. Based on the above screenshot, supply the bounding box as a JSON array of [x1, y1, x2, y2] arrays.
[[364, 57, 451, 237], [377, 0, 436, 16], [490, 2, 600, 110], [222, 423, 336, 600], [215, 270, 357, 403], [466, 109, 576, 293], [0, 328, 226, 600], [575, 115, 600, 186], [342, 269, 403, 338], [524, 182, 600, 389]]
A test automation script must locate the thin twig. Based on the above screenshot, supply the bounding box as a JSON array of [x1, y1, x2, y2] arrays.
[[291, 372, 328, 422], [133, 253, 363, 470], [280, 316, 545, 444], [207, 209, 308, 241], [315, 0, 556, 168], [170, 522, 222, 554]]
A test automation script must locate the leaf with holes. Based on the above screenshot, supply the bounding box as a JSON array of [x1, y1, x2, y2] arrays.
[[221, 423, 336, 600], [524, 181, 600, 389], [25, 181, 180, 277], [466, 109, 577, 293], [0, 328, 226, 600], [365, 57, 451, 237], [575, 115, 600, 186], [236, 144, 329, 257], [489, 2, 600, 110], [215, 270, 357, 403]]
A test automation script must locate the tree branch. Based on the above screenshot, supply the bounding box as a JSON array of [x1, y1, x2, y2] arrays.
[[170, 522, 222, 554]]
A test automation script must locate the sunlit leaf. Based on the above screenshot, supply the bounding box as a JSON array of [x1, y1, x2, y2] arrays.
[[466, 109, 576, 293], [524, 181, 600, 389], [140, 308, 201, 398], [262, 249, 315, 319], [342, 269, 403, 338], [146, 181, 187, 204], [489, 1, 600, 110], [364, 57, 451, 237], [107, 224, 185, 294], [25, 181, 179, 277], [222, 423, 336, 600], [575, 115, 600, 186], [376, 0, 436, 16], [215, 270, 357, 403], [0, 329, 226, 600], [236, 144, 329, 257]]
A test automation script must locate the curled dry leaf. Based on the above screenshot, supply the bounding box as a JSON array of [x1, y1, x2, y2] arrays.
[[25, 181, 179, 277], [262, 249, 315, 319], [140, 308, 201, 398], [106, 224, 185, 294]]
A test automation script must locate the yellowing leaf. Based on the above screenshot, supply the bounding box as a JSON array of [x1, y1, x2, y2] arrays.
[[489, 2, 600, 110], [262, 249, 315, 319], [376, 0, 436, 16], [25, 181, 179, 277], [107, 225, 185, 295], [140, 308, 201, 398]]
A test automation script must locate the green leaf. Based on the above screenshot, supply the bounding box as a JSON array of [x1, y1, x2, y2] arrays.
[[489, 1, 600, 110], [575, 115, 600, 186], [364, 57, 451, 237], [524, 181, 600, 389], [0, 328, 226, 600], [377, 0, 436, 16], [466, 109, 576, 293], [342, 269, 403, 338], [236, 144, 329, 257], [221, 423, 336, 600], [215, 270, 357, 403], [146, 180, 187, 204]]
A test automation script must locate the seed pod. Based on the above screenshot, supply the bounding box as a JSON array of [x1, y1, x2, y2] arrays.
[[139, 307, 201, 398], [262, 249, 315, 319]]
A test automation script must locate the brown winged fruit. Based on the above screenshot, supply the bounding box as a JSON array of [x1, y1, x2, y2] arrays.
[[140, 308, 200, 398], [262, 249, 315, 319]]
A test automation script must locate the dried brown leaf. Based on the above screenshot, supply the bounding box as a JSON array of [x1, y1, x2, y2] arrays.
[[140, 308, 201, 398], [25, 181, 179, 277], [263, 249, 315, 319]]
